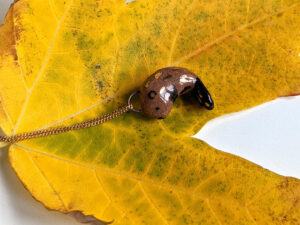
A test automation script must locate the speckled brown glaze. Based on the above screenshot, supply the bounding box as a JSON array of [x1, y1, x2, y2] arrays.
[[140, 67, 214, 119]]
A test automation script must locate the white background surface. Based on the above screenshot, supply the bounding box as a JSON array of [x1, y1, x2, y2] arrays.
[[0, 0, 299, 224]]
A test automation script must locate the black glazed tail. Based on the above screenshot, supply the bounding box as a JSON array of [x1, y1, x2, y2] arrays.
[[192, 78, 214, 110]]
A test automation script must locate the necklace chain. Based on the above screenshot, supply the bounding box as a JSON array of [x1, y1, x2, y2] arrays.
[[0, 104, 133, 143]]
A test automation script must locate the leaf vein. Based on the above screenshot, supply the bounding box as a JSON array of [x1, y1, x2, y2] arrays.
[[171, 2, 300, 66], [15, 143, 268, 212], [138, 182, 170, 225], [48, 0, 59, 22], [37, 94, 115, 130], [206, 199, 223, 225], [24, 148, 67, 211], [13, 0, 74, 134], [167, 0, 197, 66], [94, 170, 113, 216]]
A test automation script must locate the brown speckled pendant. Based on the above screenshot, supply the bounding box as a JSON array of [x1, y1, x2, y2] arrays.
[[129, 67, 214, 119]]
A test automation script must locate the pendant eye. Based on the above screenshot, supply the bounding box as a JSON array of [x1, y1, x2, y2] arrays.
[[148, 91, 157, 99]]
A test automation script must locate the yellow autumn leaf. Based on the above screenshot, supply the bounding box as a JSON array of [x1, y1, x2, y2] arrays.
[[0, 0, 300, 224]]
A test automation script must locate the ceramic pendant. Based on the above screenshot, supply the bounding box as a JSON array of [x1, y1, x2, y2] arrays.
[[139, 67, 214, 119]]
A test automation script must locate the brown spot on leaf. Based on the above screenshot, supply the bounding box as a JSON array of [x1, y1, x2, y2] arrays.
[[69, 211, 113, 225], [10, 47, 18, 61], [97, 81, 103, 89]]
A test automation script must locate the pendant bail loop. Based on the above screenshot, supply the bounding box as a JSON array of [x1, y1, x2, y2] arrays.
[[128, 90, 142, 113]]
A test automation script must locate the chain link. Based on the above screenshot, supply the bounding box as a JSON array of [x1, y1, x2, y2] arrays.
[[0, 104, 133, 143]]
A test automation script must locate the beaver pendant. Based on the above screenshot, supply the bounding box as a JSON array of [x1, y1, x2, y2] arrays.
[[139, 67, 214, 119]]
